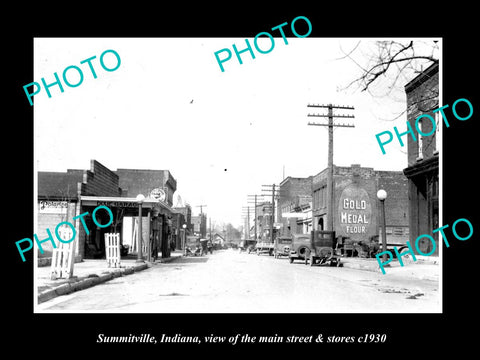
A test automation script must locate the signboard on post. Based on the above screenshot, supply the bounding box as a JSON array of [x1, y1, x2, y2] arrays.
[[50, 225, 75, 279]]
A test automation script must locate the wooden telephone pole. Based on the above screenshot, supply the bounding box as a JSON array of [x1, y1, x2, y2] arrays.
[[262, 184, 279, 244], [196, 205, 207, 214], [247, 194, 265, 241], [241, 206, 255, 239], [195, 205, 207, 237], [307, 103, 355, 232]]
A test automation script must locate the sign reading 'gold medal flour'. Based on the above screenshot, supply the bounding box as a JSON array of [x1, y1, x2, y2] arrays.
[[338, 185, 372, 239]]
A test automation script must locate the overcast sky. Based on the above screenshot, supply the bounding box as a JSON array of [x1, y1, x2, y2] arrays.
[[34, 37, 440, 227]]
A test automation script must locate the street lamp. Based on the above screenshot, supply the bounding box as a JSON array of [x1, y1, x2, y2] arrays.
[[136, 194, 145, 263], [182, 223, 187, 256], [377, 189, 388, 263]]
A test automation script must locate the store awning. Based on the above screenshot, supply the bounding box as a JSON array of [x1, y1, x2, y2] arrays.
[[80, 195, 176, 212]]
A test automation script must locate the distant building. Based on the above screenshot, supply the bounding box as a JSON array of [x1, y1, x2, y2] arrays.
[[278, 176, 313, 236], [403, 62, 439, 255], [255, 201, 273, 241], [191, 213, 207, 238], [172, 204, 193, 249]]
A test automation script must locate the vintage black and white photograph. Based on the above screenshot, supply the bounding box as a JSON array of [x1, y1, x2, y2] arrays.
[[32, 37, 442, 313]]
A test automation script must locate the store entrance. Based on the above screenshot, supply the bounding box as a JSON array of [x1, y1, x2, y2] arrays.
[[83, 206, 126, 259]]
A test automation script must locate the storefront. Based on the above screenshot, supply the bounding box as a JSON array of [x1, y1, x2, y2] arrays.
[[403, 62, 439, 255], [37, 159, 182, 263], [79, 196, 176, 259]]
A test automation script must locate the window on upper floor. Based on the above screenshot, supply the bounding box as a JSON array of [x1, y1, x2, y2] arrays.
[[417, 121, 424, 161]]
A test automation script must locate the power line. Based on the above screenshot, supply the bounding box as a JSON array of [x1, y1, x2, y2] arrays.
[[307, 103, 355, 231]]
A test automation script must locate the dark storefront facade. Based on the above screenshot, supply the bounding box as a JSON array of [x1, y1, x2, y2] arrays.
[[37, 159, 181, 262], [80, 196, 175, 259], [403, 63, 439, 255]]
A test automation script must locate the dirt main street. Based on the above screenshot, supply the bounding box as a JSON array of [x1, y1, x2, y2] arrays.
[[36, 249, 440, 313]]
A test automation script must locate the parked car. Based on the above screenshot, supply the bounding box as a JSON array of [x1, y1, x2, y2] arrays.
[[274, 237, 292, 258], [306, 230, 340, 267], [255, 242, 274, 256], [288, 234, 312, 263], [239, 239, 257, 253], [185, 235, 201, 256]]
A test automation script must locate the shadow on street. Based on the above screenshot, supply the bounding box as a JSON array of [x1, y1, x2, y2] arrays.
[[171, 256, 210, 264]]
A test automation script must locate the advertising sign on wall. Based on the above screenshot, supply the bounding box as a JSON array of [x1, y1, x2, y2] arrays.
[[338, 185, 372, 240], [38, 201, 68, 214]]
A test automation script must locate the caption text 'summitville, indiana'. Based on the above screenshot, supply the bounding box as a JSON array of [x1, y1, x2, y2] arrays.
[[32, 37, 452, 313]]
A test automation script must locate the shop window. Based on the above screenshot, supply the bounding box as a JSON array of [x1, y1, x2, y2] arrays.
[[417, 121, 424, 161]]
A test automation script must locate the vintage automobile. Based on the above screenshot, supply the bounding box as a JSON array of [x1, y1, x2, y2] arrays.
[[288, 234, 312, 263], [306, 230, 341, 267], [274, 237, 292, 258], [198, 238, 213, 255], [200, 238, 208, 255], [255, 241, 274, 256], [184, 235, 201, 256], [239, 239, 257, 253]]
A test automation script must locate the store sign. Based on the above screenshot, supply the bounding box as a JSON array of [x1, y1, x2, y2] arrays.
[[150, 188, 166, 202], [338, 185, 372, 238], [96, 201, 137, 208], [39, 201, 68, 214]]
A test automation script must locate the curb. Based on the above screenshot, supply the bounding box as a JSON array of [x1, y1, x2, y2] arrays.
[[341, 260, 382, 273], [37, 257, 178, 305], [340, 257, 440, 280]]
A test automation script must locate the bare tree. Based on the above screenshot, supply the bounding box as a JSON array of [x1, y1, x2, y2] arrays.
[[339, 40, 439, 96]]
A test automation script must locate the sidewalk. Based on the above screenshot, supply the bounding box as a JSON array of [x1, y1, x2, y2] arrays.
[[36, 251, 183, 304], [340, 255, 440, 280]]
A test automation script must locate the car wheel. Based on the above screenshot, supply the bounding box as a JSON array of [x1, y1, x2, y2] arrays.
[[398, 249, 414, 264]]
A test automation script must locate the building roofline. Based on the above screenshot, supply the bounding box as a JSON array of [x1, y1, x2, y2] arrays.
[[404, 61, 439, 92]]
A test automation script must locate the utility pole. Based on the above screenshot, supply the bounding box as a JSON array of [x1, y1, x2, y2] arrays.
[[209, 217, 212, 241], [195, 205, 207, 238], [196, 204, 207, 214], [307, 103, 355, 232], [262, 184, 279, 244], [247, 194, 265, 241], [241, 206, 255, 239]]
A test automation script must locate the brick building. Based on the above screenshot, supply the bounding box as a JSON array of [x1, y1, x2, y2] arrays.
[[255, 201, 273, 241], [37, 160, 180, 262], [113, 167, 178, 258], [115, 168, 177, 206], [403, 62, 439, 254], [278, 176, 313, 236], [191, 213, 207, 237], [312, 164, 409, 245], [37, 169, 86, 263], [171, 204, 193, 249]]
